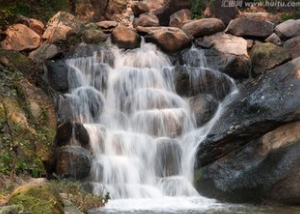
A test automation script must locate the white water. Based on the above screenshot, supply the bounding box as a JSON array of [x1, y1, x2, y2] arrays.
[[63, 41, 238, 212]]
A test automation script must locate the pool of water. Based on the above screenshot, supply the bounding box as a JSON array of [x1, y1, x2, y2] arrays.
[[91, 197, 300, 214]]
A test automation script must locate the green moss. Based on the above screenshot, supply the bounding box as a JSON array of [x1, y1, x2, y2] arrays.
[[8, 184, 64, 214]]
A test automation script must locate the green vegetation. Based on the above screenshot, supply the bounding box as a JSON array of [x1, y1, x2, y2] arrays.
[[0, 50, 55, 180], [8, 184, 64, 214], [0, 0, 70, 25]]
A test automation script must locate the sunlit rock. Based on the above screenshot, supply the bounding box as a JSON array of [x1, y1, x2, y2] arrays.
[[42, 11, 80, 44], [182, 18, 225, 39], [111, 25, 141, 49], [1, 24, 40, 51], [136, 26, 191, 53]]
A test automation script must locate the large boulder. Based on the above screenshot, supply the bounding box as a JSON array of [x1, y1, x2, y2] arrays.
[[274, 19, 300, 40], [154, 0, 190, 26], [196, 121, 300, 204], [182, 18, 225, 39], [1, 24, 40, 51], [136, 26, 191, 53], [226, 18, 274, 38], [284, 36, 300, 59], [250, 42, 291, 75], [111, 25, 141, 49], [42, 12, 80, 44], [196, 56, 300, 168], [55, 146, 92, 180], [174, 66, 234, 100]]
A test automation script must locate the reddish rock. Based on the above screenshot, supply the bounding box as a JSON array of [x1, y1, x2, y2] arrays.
[[133, 13, 160, 27], [111, 25, 141, 49], [1, 24, 40, 51], [136, 26, 191, 53], [182, 18, 225, 39]]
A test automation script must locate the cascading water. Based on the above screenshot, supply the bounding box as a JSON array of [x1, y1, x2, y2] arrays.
[[63, 41, 238, 212]]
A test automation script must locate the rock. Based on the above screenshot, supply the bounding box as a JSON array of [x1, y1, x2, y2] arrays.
[[250, 42, 291, 75], [29, 44, 62, 63], [214, 0, 239, 25], [42, 11, 80, 44], [0, 205, 23, 214], [19, 80, 57, 129], [8, 184, 64, 214], [200, 32, 248, 56], [111, 25, 141, 49], [196, 56, 300, 168], [136, 26, 191, 53], [74, 122, 90, 150], [16, 15, 45, 35], [96, 20, 118, 33], [226, 18, 274, 38], [154, 0, 190, 26], [275, 19, 300, 40], [194, 33, 251, 79], [81, 23, 107, 44], [189, 94, 219, 127], [45, 60, 69, 93], [155, 138, 182, 177], [1, 24, 40, 51], [131, 0, 164, 17], [284, 36, 300, 59], [169, 9, 191, 28], [56, 120, 73, 147], [196, 121, 300, 204], [55, 146, 92, 180], [182, 18, 225, 39], [265, 33, 282, 45], [133, 13, 160, 27], [246, 39, 254, 49], [238, 12, 282, 23], [174, 66, 234, 100]]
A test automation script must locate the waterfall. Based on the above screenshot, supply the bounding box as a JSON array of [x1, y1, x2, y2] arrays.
[[62, 41, 237, 210]]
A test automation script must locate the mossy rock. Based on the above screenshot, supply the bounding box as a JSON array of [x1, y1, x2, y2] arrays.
[[250, 42, 291, 75], [8, 184, 64, 214]]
